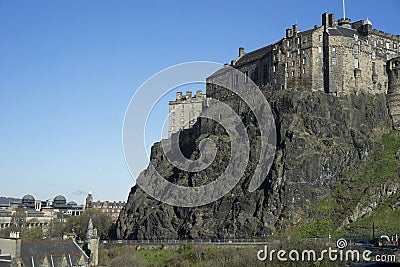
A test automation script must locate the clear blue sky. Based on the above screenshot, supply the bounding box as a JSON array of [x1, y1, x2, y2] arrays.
[[0, 0, 398, 204]]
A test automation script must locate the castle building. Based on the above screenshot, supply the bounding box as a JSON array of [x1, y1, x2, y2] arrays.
[[168, 90, 208, 137], [207, 12, 400, 98]]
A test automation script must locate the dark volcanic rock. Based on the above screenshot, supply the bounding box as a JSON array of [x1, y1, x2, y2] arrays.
[[117, 90, 392, 239]]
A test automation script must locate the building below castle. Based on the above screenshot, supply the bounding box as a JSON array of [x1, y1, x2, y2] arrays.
[[85, 193, 125, 222], [168, 90, 208, 137], [207, 12, 400, 99], [0, 195, 84, 230]]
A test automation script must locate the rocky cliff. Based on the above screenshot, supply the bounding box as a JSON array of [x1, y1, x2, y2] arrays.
[[117, 90, 398, 239]]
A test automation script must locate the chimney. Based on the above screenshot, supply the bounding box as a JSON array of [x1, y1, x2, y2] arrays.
[[328, 13, 335, 27], [176, 92, 182, 101], [196, 90, 203, 98], [322, 12, 329, 30], [292, 24, 298, 36], [286, 28, 293, 38], [239, 47, 245, 57], [186, 91, 192, 100]]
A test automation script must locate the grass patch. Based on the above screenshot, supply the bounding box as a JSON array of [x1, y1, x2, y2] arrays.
[[136, 249, 179, 266]]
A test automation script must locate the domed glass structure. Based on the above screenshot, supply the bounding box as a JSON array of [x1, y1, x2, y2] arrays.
[[22, 194, 35, 208], [53, 195, 67, 207]]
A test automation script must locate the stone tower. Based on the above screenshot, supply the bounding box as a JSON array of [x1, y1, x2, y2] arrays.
[[83, 218, 99, 266], [85, 191, 93, 209], [387, 57, 400, 130]]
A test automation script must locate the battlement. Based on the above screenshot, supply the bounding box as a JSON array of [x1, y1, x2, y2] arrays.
[[170, 90, 205, 104]]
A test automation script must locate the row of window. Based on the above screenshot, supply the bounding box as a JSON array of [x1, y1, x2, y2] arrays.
[[372, 40, 399, 51], [285, 59, 307, 68], [286, 68, 307, 78]]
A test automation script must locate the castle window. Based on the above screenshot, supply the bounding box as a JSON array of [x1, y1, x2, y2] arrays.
[[302, 58, 306, 65], [372, 50, 376, 59], [386, 43, 390, 49], [319, 35, 322, 42], [318, 47, 322, 54], [332, 47, 336, 57], [244, 71, 249, 83], [291, 71, 295, 77], [393, 43, 397, 50], [287, 51, 291, 58], [354, 44, 359, 54], [386, 54, 390, 61], [291, 61, 295, 66], [253, 67, 259, 82], [297, 37, 300, 45], [273, 64, 278, 72], [287, 40, 290, 47], [297, 49, 301, 55], [373, 40, 377, 47], [354, 59, 359, 69], [286, 72, 289, 78], [372, 62, 376, 74], [285, 62, 288, 68], [316, 58, 319, 63], [263, 65, 268, 78], [332, 57, 337, 65], [354, 34, 358, 41], [302, 68, 306, 74]]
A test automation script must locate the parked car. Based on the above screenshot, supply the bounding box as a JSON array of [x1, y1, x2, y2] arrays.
[[354, 240, 375, 247]]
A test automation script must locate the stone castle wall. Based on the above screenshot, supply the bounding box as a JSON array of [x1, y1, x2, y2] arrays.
[[387, 57, 400, 129]]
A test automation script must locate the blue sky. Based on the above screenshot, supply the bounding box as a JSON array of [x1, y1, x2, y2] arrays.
[[0, 0, 399, 203]]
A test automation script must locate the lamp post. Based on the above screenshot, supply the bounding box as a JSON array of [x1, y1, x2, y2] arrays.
[[233, 202, 240, 242]]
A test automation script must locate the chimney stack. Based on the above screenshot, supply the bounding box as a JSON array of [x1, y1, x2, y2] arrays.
[[239, 47, 245, 57], [176, 92, 182, 101]]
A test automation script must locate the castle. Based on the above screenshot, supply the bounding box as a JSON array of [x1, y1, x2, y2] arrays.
[[207, 12, 400, 99]]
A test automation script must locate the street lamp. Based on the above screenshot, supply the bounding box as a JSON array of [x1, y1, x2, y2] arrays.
[[233, 202, 240, 242]]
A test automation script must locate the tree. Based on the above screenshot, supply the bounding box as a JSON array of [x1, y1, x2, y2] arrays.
[[10, 206, 27, 233], [22, 226, 43, 240], [46, 218, 64, 239], [64, 208, 114, 240]]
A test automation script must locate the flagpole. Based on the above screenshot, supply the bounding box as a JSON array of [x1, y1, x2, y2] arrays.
[[343, 0, 346, 19]]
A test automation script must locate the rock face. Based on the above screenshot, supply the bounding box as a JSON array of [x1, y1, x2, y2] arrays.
[[117, 90, 392, 239]]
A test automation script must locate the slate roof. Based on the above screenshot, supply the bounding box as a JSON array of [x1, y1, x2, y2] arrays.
[[328, 26, 365, 40], [235, 45, 273, 66], [21, 239, 88, 267], [0, 254, 11, 267]]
